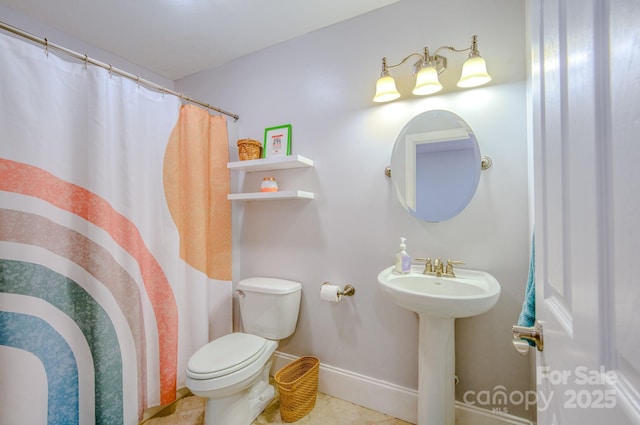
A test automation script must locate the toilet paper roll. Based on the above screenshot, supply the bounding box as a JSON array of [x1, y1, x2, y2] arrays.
[[320, 284, 342, 302]]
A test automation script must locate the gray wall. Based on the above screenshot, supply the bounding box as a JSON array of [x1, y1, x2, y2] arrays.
[[176, 0, 532, 419]]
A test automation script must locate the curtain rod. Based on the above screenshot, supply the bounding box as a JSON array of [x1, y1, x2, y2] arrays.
[[0, 20, 239, 121]]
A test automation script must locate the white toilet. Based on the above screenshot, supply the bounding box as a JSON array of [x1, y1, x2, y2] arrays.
[[185, 277, 302, 425]]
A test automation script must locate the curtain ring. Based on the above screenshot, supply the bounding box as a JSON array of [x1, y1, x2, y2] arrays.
[[44, 38, 49, 57], [83, 54, 88, 70]]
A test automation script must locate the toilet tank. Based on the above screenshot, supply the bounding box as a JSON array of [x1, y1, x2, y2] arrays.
[[237, 277, 302, 340]]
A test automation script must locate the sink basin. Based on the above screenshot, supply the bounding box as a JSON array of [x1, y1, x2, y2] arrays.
[[378, 265, 501, 424], [377, 265, 501, 318]]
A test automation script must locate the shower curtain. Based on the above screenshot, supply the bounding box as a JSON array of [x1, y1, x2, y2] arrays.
[[0, 32, 232, 425]]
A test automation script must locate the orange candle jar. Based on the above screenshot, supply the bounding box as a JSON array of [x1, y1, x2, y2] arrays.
[[260, 177, 278, 192]]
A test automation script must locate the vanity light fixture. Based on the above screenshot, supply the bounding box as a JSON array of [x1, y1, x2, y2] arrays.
[[373, 35, 491, 103]]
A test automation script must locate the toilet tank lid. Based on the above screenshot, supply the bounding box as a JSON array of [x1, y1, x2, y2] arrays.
[[238, 277, 302, 294]]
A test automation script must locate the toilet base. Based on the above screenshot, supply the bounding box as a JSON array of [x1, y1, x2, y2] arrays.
[[249, 380, 275, 421], [204, 386, 274, 425], [200, 359, 275, 425]]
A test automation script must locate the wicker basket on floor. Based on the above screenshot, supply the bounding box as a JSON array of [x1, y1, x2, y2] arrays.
[[237, 138, 262, 160], [274, 356, 319, 422]]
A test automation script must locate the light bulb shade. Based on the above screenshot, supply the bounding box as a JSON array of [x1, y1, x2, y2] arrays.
[[373, 74, 401, 103], [412, 66, 443, 96], [457, 54, 492, 88]]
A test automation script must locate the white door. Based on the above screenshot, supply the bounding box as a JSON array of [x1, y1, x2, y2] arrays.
[[530, 0, 640, 423]]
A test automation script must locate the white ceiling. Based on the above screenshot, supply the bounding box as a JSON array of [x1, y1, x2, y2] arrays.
[[0, 0, 399, 80]]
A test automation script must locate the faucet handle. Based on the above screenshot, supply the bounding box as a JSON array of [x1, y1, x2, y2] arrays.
[[415, 257, 433, 273], [445, 259, 464, 276]]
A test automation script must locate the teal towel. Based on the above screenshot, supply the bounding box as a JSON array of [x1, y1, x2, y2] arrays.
[[517, 234, 535, 330]]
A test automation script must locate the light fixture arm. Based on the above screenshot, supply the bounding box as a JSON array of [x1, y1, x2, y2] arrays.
[[433, 45, 469, 56], [433, 35, 479, 57], [382, 50, 428, 72]]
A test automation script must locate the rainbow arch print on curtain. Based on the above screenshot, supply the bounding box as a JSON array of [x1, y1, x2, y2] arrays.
[[0, 262, 118, 425], [0, 161, 177, 424], [0, 310, 80, 424], [0, 30, 232, 424]]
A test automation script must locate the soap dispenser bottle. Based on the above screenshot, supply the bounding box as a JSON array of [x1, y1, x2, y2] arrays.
[[395, 237, 411, 274]]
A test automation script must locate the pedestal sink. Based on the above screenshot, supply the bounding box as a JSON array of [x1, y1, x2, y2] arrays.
[[378, 265, 501, 425]]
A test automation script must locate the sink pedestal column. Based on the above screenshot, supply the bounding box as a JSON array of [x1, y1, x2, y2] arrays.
[[418, 314, 455, 425]]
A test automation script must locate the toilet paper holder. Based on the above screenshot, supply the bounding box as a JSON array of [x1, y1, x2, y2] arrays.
[[322, 282, 356, 296]]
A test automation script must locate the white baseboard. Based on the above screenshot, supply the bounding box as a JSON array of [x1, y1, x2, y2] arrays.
[[455, 402, 533, 425], [272, 351, 532, 425]]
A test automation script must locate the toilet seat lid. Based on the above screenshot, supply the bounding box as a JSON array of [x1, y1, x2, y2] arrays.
[[187, 333, 267, 379]]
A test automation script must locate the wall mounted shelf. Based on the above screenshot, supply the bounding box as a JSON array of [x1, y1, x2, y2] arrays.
[[227, 190, 314, 201], [227, 154, 314, 201], [227, 154, 313, 172]]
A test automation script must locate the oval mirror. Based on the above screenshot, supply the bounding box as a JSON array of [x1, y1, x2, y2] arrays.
[[390, 110, 481, 222]]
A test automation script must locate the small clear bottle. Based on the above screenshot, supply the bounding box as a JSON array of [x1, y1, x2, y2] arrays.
[[260, 177, 278, 192], [395, 237, 411, 274]]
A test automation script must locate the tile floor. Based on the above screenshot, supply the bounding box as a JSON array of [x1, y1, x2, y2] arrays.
[[142, 391, 412, 425]]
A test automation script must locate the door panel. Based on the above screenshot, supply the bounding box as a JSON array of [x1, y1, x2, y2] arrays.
[[530, 0, 640, 423], [541, 0, 567, 301], [610, 0, 640, 406]]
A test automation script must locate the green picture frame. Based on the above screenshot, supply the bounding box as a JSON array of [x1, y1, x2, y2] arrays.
[[263, 124, 292, 157]]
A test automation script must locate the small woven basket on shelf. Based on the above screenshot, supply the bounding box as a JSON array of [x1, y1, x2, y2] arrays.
[[274, 356, 319, 423], [237, 138, 262, 160]]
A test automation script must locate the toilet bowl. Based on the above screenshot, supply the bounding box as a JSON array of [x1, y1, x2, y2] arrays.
[[185, 277, 302, 425], [185, 333, 278, 425]]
